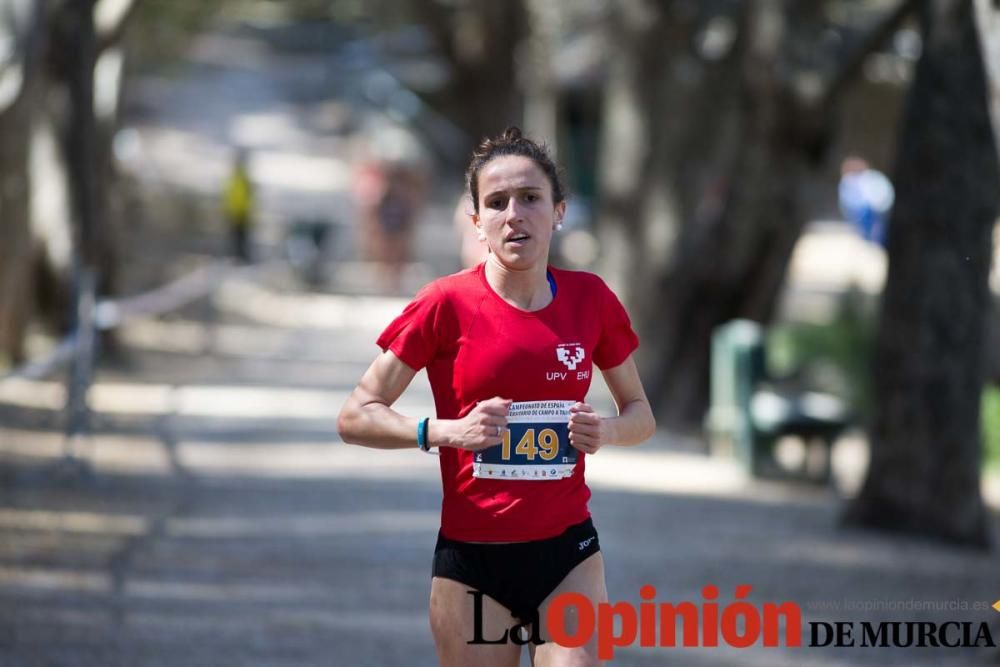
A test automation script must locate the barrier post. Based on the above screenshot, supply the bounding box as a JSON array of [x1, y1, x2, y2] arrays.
[[62, 268, 97, 473]]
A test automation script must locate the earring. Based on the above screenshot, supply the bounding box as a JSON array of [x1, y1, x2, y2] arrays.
[[555, 222, 563, 231], [477, 228, 486, 241]]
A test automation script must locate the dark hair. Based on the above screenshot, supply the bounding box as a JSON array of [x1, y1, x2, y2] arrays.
[[466, 127, 565, 214]]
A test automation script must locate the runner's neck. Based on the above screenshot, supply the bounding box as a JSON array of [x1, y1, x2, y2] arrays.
[[483, 259, 553, 311]]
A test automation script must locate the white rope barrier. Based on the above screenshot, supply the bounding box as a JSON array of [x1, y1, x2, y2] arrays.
[[0, 259, 278, 386], [93, 261, 229, 330], [0, 335, 79, 382]]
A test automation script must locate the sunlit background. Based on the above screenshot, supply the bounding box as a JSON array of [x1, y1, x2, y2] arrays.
[[0, 1, 998, 665]]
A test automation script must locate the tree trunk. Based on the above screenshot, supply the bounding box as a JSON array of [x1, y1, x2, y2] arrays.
[[60, 0, 100, 272], [520, 0, 558, 151], [623, 0, 914, 429], [844, 0, 999, 548], [594, 1, 659, 294], [972, 0, 1000, 161], [972, 0, 1000, 387], [644, 0, 807, 428], [415, 0, 526, 143], [0, 0, 134, 362], [594, 0, 696, 298], [0, 0, 46, 363]]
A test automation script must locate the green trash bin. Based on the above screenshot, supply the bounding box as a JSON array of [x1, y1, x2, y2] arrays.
[[706, 319, 767, 473]]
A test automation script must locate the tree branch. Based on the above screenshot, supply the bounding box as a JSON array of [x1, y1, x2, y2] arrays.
[[95, 0, 140, 54], [816, 0, 918, 108], [0, 0, 46, 115], [973, 0, 1000, 162], [407, 0, 458, 66]]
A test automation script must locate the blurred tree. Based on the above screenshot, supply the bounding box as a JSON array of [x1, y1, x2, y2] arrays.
[[845, 0, 999, 547], [126, 0, 231, 70], [0, 0, 46, 363], [521, 0, 558, 145], [0, 0, 138, 365], [972, 0, 1000, 162], [408, 0, 525, 142], [44, 0, 137, 333], [972, 0, 1000, 387], [58, 0, 101, 285], [594, 0, 914, 428]]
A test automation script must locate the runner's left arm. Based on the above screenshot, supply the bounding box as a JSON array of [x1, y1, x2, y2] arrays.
[[568, 355, 655, 453]]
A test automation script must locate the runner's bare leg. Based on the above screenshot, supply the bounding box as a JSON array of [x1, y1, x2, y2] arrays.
[[430, 576, 522, 667], [530, 552, 607, 667]]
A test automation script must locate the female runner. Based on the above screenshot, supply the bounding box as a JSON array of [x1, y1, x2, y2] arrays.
[[338, 127, 655, 666]]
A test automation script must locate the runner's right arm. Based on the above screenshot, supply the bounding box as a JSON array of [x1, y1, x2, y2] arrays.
[[337, 350, 509, 451]]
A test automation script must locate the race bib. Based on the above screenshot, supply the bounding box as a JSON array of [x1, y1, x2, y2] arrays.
[[472, 400, 577, 481]]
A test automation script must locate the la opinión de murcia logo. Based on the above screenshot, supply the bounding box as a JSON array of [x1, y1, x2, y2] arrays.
[[467, 586, 1000, 661], [556, 344, 585, 370]]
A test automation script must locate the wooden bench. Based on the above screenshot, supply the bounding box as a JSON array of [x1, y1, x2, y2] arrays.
[[705, 319, 852, 482]]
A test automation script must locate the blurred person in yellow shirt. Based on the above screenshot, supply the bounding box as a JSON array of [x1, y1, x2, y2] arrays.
[[223, 149, 255, 262]]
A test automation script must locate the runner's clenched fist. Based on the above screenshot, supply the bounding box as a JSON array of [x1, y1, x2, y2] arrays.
[[568, 402, 603, 454]]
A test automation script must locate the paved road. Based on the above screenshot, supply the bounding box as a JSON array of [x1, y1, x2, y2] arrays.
[[2, 13, 999, 667], [1, 266, 999, 667]]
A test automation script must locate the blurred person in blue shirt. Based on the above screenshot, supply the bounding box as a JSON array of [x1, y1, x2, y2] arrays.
[[839, 156, 894, 247]]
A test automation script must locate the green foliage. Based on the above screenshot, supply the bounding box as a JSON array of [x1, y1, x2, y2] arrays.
[[282, 0, 370, 23], [125, 0, 405, 72], [127, 0, 235, 71], [983, 387, 1000, 471], [767, 291, 1000, 473], [767, 287, 876, 421]]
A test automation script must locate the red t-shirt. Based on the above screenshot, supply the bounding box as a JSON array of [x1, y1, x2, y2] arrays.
[[376, 262, 639, 542]]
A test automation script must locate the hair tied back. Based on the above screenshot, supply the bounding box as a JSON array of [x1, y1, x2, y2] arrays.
[[502, 127, 523, 142]]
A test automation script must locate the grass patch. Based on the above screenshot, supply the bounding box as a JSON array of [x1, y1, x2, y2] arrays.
[[768, 289, 875, 421], [984, 387, 1000, 472], [768, 291, 1000, 474]]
